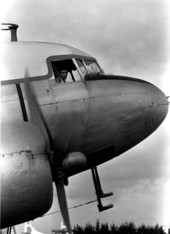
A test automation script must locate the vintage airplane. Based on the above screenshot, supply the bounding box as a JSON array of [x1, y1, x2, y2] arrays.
[[0, 24, 169, 233]]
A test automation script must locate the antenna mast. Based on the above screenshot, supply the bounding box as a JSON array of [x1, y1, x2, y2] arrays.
[[1, 23, 19, 41]]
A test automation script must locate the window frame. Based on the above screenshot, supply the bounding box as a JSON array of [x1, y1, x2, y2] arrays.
[[48, 55, 102, 84], [50, 58, 82, 84]]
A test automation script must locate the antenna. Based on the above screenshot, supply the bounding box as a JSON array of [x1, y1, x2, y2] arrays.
[[1, 23, 19, 41]]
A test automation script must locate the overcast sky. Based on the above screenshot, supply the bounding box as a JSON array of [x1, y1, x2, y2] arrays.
[[1, 0, 170, 233]]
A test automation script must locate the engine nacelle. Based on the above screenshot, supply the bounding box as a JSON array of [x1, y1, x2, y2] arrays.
[[62, 152, 87, 176], [0, 122, 53, 228]]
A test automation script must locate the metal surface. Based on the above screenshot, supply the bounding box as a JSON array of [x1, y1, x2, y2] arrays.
[[1, 75, 168, 161], [37, 78, 168, 157], [0, 122, 53, 228]]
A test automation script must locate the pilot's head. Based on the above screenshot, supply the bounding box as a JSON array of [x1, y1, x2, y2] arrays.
[[59, 69, 68, 82]]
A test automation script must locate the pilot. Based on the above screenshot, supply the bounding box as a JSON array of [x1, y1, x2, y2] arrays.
[[55, 69, 68, 83]]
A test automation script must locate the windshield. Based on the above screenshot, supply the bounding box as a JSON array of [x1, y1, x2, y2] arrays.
[[84, 60, 101, 74], [76, 58, 102, 78]]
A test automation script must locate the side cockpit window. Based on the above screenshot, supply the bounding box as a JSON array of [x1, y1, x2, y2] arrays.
[[51, 59, 81, 84]]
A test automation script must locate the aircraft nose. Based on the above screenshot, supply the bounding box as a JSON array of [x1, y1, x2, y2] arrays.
[[146, 84, 169, 130]]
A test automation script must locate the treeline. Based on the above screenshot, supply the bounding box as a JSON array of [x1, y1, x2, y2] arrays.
[[73, 220, 166, 234]]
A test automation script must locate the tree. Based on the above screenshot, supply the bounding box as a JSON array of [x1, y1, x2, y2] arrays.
[[73, 221, 166, 234]]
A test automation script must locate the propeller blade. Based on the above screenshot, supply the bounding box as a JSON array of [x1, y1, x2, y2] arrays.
[[55, 169, 72, 234], [24, 69, 72, 232], [24, 69, 50, 152]]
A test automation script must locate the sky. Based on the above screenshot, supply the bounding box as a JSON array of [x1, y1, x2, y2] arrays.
[[1, 0, 170, 233]]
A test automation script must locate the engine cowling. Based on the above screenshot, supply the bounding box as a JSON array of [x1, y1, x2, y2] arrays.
[[62, 152, 87, 176], [0, 122, 53, 228]]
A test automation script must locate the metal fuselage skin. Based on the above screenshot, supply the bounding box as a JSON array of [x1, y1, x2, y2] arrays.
[[1, 42, 168, 166], [2, 75, 168, 164], [0, 42, 169, 227]]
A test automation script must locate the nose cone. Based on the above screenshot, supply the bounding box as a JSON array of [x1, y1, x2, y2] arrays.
[[146, 83, 169, 131]]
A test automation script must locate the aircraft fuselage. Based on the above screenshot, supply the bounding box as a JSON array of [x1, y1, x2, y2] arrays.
[[1, 71, 168, 172], [0, 41, 168, 228]]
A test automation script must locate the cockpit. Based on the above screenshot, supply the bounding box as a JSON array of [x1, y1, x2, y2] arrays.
[[51, 58, 103, 83]]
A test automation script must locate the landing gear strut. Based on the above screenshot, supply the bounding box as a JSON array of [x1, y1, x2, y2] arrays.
[[91, 166, 114, 212]]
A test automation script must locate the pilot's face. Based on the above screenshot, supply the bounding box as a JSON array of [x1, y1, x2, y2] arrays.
[[60, 70, 68, 81]]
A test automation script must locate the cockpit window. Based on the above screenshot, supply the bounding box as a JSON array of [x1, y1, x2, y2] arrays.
[[51, 59, 81, 83], [84, 60, 101, 74], [76, 59, 88, 78], [50, 58, 103, 84], [76, 59, 102, 77]]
